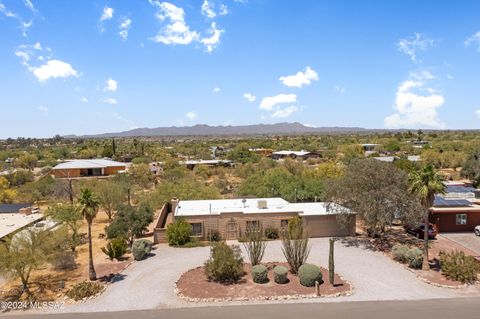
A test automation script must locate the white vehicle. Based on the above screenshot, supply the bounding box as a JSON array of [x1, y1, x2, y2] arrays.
[[475, 226, 480, 236]]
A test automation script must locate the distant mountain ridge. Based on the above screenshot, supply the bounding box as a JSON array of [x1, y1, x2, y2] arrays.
[[71, 122, 377, 138]]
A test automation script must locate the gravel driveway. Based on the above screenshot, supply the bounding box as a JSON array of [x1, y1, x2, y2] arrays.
[[439, 233, 480, 255], [58, 238, 480, 313]]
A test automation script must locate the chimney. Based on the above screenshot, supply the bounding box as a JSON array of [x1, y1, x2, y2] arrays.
[[170, 197, 179, 214]]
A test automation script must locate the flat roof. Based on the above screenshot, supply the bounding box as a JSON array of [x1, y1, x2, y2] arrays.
[[272, 150, 311, 156], [174, 197, 353, 217], [0, 213, 44, 239], [53, 159, 126, 170], [0, 203, 32, 214]]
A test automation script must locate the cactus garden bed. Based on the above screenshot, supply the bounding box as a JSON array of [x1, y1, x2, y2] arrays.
[[175, 262, 352, 302]]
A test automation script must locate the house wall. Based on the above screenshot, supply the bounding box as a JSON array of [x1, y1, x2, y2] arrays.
[[52, 168, 81, 178], [303, 215, 355, 237], [431, 211, 480, 232], [104, 166, 125, 175]]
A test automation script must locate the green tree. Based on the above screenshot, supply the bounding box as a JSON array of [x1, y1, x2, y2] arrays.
[[95, 181, 126, 220], [105, 204, 154, 247], [78, 188, 100, 280], [227, 143, 260, 164], [46, 203, 83, 252], [408, 164, 446, 271], [0, 176, 17, 203], [15, 153, 38, 171]]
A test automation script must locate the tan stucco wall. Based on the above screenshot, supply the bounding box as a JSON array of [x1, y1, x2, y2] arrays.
[[52, 168, 81, 178]]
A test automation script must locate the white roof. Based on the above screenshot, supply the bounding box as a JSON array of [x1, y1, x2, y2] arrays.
[[0, 213, 44, 239], [272, 150, 311, 156], [373, 156, 396, 162], [174, 197, 353, 217], [53, 159, 126, 170], [180, 160, 233, 165]]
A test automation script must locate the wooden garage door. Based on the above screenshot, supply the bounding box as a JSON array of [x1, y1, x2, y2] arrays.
[[304, 215, 353, 237]]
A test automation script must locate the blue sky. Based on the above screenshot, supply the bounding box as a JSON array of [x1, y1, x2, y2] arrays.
[[1, 0, 480, 138]]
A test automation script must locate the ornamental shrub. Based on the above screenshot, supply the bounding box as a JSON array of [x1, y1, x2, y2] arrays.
[[264, 227, 279, 240], [273, 265, 288, 284], [204, 242, 244, 283], [392, 244, 410, 263], [298, 263, 322, 287], [252, 264, 268, 283], [406, 247, 423, 269], [132, 239, 153, 261], [207, 230, 221, 242], [439, 250, 480, 283], [166, 218, 192, 246], [66, 281, 103, 301], [101, 237, 127, 261]]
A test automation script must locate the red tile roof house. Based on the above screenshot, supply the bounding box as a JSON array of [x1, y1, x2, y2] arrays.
[[153, 197, 356, 244], [429, 185, 480, 232]]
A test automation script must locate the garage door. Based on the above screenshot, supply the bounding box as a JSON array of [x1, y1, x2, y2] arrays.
[[304, 215, 354, 237]]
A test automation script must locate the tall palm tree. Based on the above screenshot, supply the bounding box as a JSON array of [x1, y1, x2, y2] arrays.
[[408, 164, 446, 271], [78, 188, 100, 280]]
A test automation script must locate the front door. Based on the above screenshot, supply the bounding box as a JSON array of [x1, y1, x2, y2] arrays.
[[225, 220, 238, 240]]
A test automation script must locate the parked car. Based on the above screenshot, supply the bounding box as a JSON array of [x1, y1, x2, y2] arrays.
[[475, 225, 480, 236], [404, 223, 438, 239]]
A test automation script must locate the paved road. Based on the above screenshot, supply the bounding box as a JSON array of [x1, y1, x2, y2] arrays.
[[54, 238, 480, 313], [4, 298, 480, 319]]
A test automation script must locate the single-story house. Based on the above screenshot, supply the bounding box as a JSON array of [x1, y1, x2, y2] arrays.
[[0, 204, 43, 240], [153, 197, 355, 243], [271, 150, 320, 161], [372, 155, 421, 163], [429, 184, 480, 232], [52, 159, 126, 178], [180, 159, 234, 170]]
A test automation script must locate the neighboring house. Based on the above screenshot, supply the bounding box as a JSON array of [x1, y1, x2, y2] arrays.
[[52, 159, 126, 178], [372, 155, 421, 163], [180, 159, 234, 170], [0, 204, 43, 240], [361, 144, 380, 156], [249, 148, 274, 157], [153, 197, 355, 243], [430, 183, 480, 232], [271, 150, 320, 160]]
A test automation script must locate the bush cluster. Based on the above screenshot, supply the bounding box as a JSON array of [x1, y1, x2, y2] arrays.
[[391, 244, 423, 269], [166, 218, 192, 246], [264, 227, 279, 240], [204, 242, 244, 283], [273, 265, 288, 284], [132, 239, 153, 261], [439, 250, 480, 283], [66, 281, 103, 301], [252, 264, 268, 283], [207, 230, 221, 242], [298, 264, 322, 287], [101, 237, 127, 261]]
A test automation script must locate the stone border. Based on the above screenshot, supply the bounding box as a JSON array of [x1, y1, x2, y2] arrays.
[[403, 266, 469, 289], [174, 267, 354, 303]]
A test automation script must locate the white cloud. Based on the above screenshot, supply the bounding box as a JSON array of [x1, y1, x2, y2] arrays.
[[476, 110, 480, 119], [32, 59, 78, 82], [260, 93, 297, 111], [243, 93, 256, 102], [81, 97, 88, 103], [100, 6, 114, 22], [384, 72, 445, 128], [104, 78, 118, 92], [150, 1, 199, 45], [185, 111, 197, 120], [219, 4, 229, 16], [102, 97, 118, 105], [0, 3, 33, 36], [118, 17, 132, 41], [271, 106, 298, 118], [279, 66, 318, 88], [200, 22, 223, 52], [24, 0, 37, 13], [38, 105, 48, 113], [397, 33, 435, 62], [334, 85, 346, 94], [201, 0, 216, 18], [213, 87, 220, 93], [465, 31, 480, 51]]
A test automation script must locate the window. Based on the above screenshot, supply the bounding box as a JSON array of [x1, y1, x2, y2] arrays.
[[246, 220, 260, 232], [281, 219, 290, 228], [456, 214, 467, 225], [190, 223, 203, 236]]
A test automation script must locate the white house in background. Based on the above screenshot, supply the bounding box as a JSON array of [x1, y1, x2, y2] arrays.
[[271, 150, 320, 160], [0, 204, 43, 240]]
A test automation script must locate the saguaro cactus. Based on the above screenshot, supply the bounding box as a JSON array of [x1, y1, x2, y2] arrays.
[[329, 238, 335, 285]]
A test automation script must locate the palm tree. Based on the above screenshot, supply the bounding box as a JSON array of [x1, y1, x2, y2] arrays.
[[408, 164, 446, 271], [78, 188, 100, 280]]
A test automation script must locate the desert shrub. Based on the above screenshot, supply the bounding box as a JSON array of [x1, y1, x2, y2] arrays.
[[204, 242, 244, 283], [298, 264, 322, 287], [273, 265, 288, 284], [406, 247, 423, 269], [51, 251, 76, 270], [252, 264, 268, 284], [439, 250, 480, 283], [66, 281, 103, 301], [207, 230, 221, 242], [282, 217, 310, 274], [183, 237, 206, 248], [101, 237, 127, 261], [132, 239, 153, 261], [243, 228, 266, 266], [264, 227, 279, 240], [166, 218, 192, 246], [392, 244, 410, 263]]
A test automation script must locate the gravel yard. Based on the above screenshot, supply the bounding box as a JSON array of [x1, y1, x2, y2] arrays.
[[56, 238, 480, 314]]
